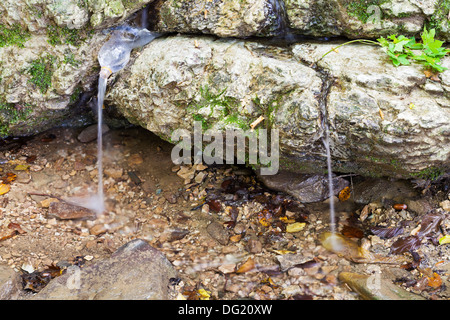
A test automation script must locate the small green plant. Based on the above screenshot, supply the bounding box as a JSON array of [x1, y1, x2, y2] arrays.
[[27, 55, 57, 94], [378, 27, 450, 72], [189, 85, 243, 129], [192, 85, 236, 115], [63, 51, 81, 67], [412, 166, 444, 181], [320, 27, 450, 72]]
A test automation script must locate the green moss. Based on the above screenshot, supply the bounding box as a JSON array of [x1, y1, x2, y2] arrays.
[[70, 87, 82, 104], [0, 99, 32, 137], [192, 113, 210, 130], [411, 166, 444, 181], [27, 55, 57, 94], [63, 51, 81, 67], [0, 24, 31, 48], [252, 94, 281, 130], [345, 0, 388, 23], [46, 25, 93, 47], [427, 0, 450, 33], [224, 113, 248, 130]]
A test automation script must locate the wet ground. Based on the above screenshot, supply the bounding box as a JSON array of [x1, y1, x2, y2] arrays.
[[0, 125, 449, 300]]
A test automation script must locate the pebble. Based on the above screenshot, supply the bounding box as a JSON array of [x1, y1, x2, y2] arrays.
[[39, 198, 59, 208], [218, 263, 236, 274], [104, 168, 123, 179], [89, 224, 108, 236], [440, 200, 450, 212], [127, 154, 143, 166], [246, 238, 262, 253], [206, 221, 229, 245], [77, 124, 109, 143]]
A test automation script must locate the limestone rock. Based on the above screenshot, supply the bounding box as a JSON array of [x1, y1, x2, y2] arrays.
[[152, 0, 287, 37], [149, 0, 450, 40], [206, 220, 229, 245], [107, 35, 449, 180]]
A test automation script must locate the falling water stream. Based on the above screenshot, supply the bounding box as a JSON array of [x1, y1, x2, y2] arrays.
[[66, 77, 106, 215], [67, 26, 160, 216], [95, 77, 107, 214], [318, 74, 340, 250]]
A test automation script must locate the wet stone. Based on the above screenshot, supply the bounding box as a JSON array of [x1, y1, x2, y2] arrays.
[[338, 272, 426, 300], [47, 201, 96, 220], [246, 238, 263, 254], [206, 221, 229, 245], [257, 172, 349, 203], [77, 124, 109, 143]]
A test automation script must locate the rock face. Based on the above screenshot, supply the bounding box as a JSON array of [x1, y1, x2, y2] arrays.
[[151, 0, 287, 37], [150, 0, 450, 40], [0, 33, 107, 136], [107, 35, 450, 179], [33, 239, 177, 300], [0, 0, 153, 30], [0, 0, 156, 137]]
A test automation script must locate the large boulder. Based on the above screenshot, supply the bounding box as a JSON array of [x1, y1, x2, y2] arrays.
[[106, 35, 450, 179], [0, 0, 157, 137]]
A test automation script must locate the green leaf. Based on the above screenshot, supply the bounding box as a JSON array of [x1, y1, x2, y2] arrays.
[[393, 39, 411, 52], [397, 54, 410, 65]]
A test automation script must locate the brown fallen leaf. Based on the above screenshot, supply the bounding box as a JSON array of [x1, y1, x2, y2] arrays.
[[338, 186, 351, 202], [418, 267, 443, 289], [8, 222, 26, 234], [390, 235, 421, 255], [370, 226, 404, 239], [236, 257, 256, 273], [2, 172, 17, 184], [417, 213, 444, 239], [341, 224, 364, 239]]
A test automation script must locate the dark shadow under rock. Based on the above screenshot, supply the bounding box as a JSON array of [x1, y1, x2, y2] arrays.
[[257, 171, 349, 203]]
